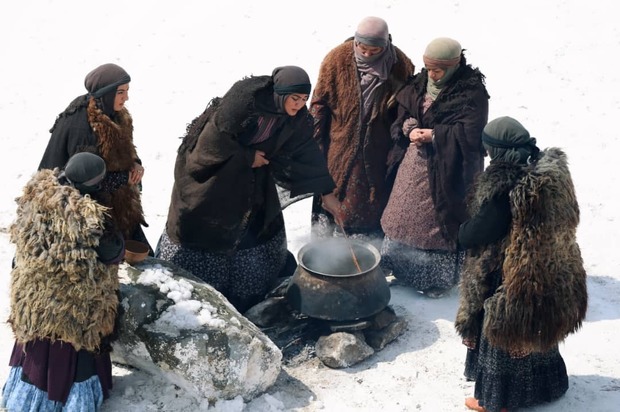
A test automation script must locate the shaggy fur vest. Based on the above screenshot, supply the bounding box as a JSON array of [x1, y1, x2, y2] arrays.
[[8, 169, 119, 352], [87, 98, 145, 238], [455, 148, 587, 353]]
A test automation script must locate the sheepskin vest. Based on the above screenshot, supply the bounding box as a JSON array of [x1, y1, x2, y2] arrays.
[[87, 97, 145, 238], [455, 148, 587, 353], [8, 169, 119, 352]]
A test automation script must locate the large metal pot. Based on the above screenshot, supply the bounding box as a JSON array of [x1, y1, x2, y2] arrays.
[[285, 238, 391, 321]]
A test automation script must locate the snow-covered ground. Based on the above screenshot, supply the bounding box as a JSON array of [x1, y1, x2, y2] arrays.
[[1, 1, 619, 410]]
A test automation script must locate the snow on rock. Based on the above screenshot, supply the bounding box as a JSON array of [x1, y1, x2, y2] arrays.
[[111, 259, 282, 404]]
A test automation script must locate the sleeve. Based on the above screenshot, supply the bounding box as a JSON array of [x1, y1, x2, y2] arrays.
[[458, 193, 512, 249], [185, 115, 255, 181], [309, 58, 334, 154], [96, 226, 125, 264], [270, 114, 336, 197], [386, 89, 416, 175]]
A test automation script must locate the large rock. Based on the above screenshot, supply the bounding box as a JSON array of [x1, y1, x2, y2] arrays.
[[111, 258, 282, 403]]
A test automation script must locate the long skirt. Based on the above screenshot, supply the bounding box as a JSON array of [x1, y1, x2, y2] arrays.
[[1, 339, 111, 411], [380, 235, 463, 292], [464, 332, 569, 412], [156, 228, 288, 313]]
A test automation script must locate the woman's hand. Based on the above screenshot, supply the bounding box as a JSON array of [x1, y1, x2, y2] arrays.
[[409, 128, 433, 146], [128, 162, 144, 185], [252, 150, 270, 168], [462, 337, 477, 350], [321, 192, 344, 227]]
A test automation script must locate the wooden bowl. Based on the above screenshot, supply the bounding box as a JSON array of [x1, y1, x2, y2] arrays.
[[124, 239, 149, 265]]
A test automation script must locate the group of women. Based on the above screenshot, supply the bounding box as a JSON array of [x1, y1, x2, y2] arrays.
[[1, 15, 587, 412]]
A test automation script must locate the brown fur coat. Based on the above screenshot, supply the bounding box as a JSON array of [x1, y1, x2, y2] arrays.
[[310, 39, 415, 204], [8, 169, 119, 352], [87, 98, 145, 238], [455, 148, 588, 353]]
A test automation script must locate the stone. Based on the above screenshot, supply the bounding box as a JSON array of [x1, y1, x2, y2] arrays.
[[363, 316, 408, 351], [243, 296, 291, 327], [314, 331, 374, 368], [111, 258, 282, 403]]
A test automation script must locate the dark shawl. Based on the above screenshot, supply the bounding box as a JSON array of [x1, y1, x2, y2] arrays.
[[165, 75, 335, 252], [390, 57, 489, 243]]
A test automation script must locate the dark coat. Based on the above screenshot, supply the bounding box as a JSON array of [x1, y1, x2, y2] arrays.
[[455, 148, 588, 353], [165, 75, 336, 252], [310, 38, 415, 228], [390, 59, 489, 243]]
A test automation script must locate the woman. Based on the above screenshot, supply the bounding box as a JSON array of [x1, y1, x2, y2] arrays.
[[310, 16, 415, 249], [157, 65, 343, 313], [380, 37, 489, 297], [38, 63, 152, 253], [2, 152, 124, 411], [455, 117, 588, 412]]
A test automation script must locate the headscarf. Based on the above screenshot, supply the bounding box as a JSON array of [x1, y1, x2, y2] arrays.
[[423, 37, 462, 100], [482, 116, 541, 164], [272, 65, 312, 114], [242, 66, 312, 145], [353, 16, 398, 119], [84, 63, 131, 116], [61, 152, 107, 194]]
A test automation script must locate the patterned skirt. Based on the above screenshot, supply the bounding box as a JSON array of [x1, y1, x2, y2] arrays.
[[464, 332, 569, 412], [380, 235, 463, 292], [156, 228, 288, 313], [1, 339, 111, 411], [1, 367, 104, 412]]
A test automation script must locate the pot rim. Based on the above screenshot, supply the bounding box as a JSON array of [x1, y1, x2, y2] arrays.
[[297, 238, 381, 278]]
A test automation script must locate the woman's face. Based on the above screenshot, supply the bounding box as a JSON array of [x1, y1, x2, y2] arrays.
[[284, 93, 309, 116], [426, 67, 446, 83], [114, 84, 130, 111], [354, 41, 384, 58]]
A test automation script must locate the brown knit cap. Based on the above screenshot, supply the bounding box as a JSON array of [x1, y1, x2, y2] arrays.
[[84, 63, 131, 98]]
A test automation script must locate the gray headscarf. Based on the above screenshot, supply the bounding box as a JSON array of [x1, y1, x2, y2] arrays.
[[272, 65, 312, 114], [353, 16, 398, 120], [482, 116, 540, 164], [61, 152, 107, 194]]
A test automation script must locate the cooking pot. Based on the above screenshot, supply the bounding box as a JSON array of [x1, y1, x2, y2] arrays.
[[285, 238, 391, 321]]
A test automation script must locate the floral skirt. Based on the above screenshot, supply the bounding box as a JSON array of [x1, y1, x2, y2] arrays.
[[380, 236, 463, 292], [156, 228, 288, 313], [1, 366, 104, 412], [465, 332, 569, 412]]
